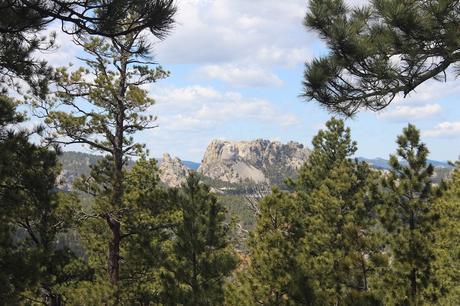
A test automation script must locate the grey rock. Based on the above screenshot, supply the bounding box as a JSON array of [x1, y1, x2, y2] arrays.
[[198, 139, 311, 184], [158, 153, 190, 187]]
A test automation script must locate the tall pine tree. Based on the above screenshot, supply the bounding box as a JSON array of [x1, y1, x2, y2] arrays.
[[36, 13, 170, 284], [432, 161, 460, 304], [379, 124, 442, 305], [68, 157, 179, 304], [226, 188, 312, 306], [294, 118, 384, 304], [0, 97, 90, 305], [228, 118, 385, 305], [161, 173, 239, 306]]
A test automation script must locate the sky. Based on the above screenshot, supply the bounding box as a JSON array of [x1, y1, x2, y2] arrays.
[[42, 0, 460, 162]]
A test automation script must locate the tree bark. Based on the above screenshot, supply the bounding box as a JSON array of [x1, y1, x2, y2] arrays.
[[49, 293, 63, 306], [107, 215, 121, 284], [410, 210, 417, 305], [107, 52, 127, 285], [107, 132, 124, 284], [411, 268, 417, 305]]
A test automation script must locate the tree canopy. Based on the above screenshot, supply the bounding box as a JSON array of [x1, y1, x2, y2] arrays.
[[0, 0, 176, 96], [303, 0, 460, 116]]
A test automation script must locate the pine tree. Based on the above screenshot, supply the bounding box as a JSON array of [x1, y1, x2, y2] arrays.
[[228, 118, 385, 305], [0, 0, 176, 96], [69, 157, 179, 304], [36, 13, 170, 284], [294, 118, 385, 304], [379, 124, 442, 305], [303, 0, 460, 116], [0, 97, 91, 305], [432, 161, 460, 304], [0, 0, 176, 38], [0, 96, 32, 304], [161, 173, 239, 306], [226, 188, 312, 306]]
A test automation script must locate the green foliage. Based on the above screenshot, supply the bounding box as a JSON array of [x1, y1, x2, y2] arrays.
[[229, 118, 384, 305], [69, 157, 178, 304], [0, 4, 53, 97], [0, 0, 176, 96], [34, 10, 173, 285], [161, 173, 239, 306], [41, 32, 169, 155], [432, 162, 460, 304], [295, 118, 384, 304], [378, 124, 443, 305], [226, 189, 310, 306], [303, 0, 460, 116], [295, 118, 357, 190], [0, 97, 91, 304], [0, 1, 177, 39]]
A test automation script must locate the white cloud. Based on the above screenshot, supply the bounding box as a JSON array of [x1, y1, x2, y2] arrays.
[[379, 104, 442, 121], [151, 85, 300, 131], [346, 0, 370, 6], [155, 0, 312, 67], [391, 80, 460, 105], [256, 47, 312, 68], [423, 122, 460, 138], [153, 85, 221, 107], [34, 22, 79, 67], [199, 64, 283, 87]]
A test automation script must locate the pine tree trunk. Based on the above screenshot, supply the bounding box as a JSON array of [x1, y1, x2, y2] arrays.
[[49, 293, 63, 306], [43, 287, 63, 306], [107, 216, 121, 284], [360, 254, 368, 292], [107, 58, 127, 284], [107, 130, 123, 284], [410, 211, 417, 304], [410, 268, 417, 304]]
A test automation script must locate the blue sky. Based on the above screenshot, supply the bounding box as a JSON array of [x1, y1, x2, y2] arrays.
[[44, 0, 460, 162]]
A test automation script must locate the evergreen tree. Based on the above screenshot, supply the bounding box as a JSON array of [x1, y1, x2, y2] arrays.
[[0, 0, 176, 96], [68, 157, 179, 304], [432, 161, 460, 304], [226, 189, 312, 306], [0, 0, 176, 38], [0, 96, 32, 304], [379, 124, 442, 305], [229, 118, 385, 305], [0, 97, 90, 305], [36, 13, 170, 284], [303, 0, 460, 116], [161, 173, 239, 306], [294, 118, 384, 304]]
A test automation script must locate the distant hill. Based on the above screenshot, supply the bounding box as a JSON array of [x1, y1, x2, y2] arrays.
[[357, 157, 453, 170], [357, 157, 454, 185], [182, 160, 200, 170], [156, 157, 200, 171], [58, 151, 200, 189], [58, 149, 454, 190], [58, 152, 103, 189]]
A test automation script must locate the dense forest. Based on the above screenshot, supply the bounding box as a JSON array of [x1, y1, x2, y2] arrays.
[[1, 0, 459, 305]]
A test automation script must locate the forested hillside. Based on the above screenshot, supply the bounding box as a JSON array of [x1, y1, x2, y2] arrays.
[[1, 0, 460, 305]]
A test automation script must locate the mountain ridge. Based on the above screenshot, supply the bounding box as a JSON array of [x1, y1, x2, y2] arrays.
[[58, 141, 454, 189]]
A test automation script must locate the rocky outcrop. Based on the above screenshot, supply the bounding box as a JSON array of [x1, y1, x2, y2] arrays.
[[158, 153, 190, 187], [198, 139, 310, 184]]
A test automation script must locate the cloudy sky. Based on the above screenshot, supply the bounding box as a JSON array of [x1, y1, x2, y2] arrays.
[[48, 0, 460, 162]]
